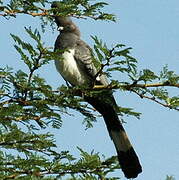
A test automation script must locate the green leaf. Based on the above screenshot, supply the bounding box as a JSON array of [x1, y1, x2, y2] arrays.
[[14, 45, 32, 69], [139, 69, 158, 82], [151, 88, 168, 100]]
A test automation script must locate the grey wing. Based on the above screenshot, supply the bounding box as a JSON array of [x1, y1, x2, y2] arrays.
[[74, 39, 109, 86]]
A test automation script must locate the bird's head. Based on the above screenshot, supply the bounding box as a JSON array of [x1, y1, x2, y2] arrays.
[[51, 1, 80, 36], [55, 16, 74, 32]]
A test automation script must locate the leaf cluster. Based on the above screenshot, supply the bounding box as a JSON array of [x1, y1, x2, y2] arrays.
[[1, 27, 98, 130], [129, 66, 179, 110], [0, 124, 120, 179], [92, 36, 179, 111], [92, 36, 137, 79], [51, 0, 115, 21], [0, 0, 115, 28]]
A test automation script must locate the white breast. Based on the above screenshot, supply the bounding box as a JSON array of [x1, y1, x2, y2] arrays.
[[55, 49, 89, 86]]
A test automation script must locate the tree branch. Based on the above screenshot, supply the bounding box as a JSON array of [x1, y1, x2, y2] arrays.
[[1, 162, 117, 179], [0, 8, 49, 17], [0, 9, 102, 20], [91, 82, 179, 111], [93, 82, 179, 90]]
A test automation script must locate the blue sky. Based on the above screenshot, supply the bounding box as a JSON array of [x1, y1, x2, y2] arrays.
[[1, 0, 179, 179]]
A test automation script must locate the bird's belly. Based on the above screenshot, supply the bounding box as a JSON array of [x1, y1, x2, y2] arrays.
[[55, 49, 89, 86]]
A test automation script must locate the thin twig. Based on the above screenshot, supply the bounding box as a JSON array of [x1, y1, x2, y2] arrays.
[[93, 48, 115, 84], [131, 89, 179, 111], [24, 49, 43, 99]]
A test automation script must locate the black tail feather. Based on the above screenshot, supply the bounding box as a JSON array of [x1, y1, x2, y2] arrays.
[[117, 147, 142, 178], [85, 95, 142, 178]]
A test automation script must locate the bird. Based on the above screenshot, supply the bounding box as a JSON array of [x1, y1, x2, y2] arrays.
[[52, 2, 142, 178]]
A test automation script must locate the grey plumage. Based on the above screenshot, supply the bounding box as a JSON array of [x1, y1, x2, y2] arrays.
[[52, 5, 142, 178], [54, 17, 107, 86]]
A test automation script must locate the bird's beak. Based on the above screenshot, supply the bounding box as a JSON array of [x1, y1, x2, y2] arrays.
[[57, 26, 64, 31]]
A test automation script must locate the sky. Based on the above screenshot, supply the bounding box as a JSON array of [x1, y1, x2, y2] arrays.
[[1, 0, 179, 180]]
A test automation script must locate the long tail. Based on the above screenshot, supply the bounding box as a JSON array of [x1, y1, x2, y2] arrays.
[[85, 95, 142, 179]]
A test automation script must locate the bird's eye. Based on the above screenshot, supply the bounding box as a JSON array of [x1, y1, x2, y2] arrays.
[[66, 25, 71, 29]]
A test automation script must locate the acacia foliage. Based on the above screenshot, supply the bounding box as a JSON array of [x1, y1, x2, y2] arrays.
[[0, 0, 179, 179]]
